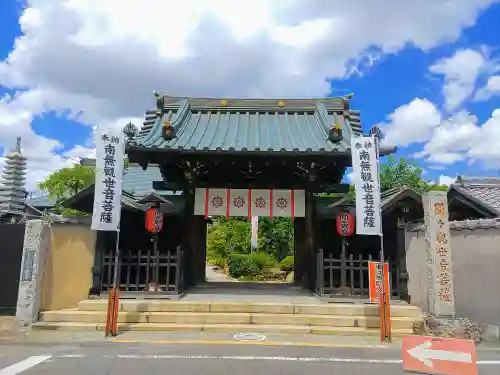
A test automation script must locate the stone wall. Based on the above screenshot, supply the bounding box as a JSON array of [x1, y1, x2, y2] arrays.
[[405, 219, 500, 327]]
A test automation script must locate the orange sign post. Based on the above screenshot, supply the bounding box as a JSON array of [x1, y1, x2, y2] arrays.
[[104, 286, 120, 337], [369, 261, 391, 341], [368, 261, 390, 304], [402, 335, 477, 375]]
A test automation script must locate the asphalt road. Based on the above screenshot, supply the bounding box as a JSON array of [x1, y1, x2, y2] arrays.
[[1, 340, 500, 375]]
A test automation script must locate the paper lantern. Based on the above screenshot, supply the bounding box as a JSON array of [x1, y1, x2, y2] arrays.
[[145, 207, 163, 233], [336, 213, 354, 236]]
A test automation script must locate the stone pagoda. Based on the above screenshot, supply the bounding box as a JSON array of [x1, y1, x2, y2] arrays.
[[0, 137, 28, 220]]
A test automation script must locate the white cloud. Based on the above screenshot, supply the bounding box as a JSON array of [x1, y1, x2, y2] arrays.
[[377, 98, 442, 147], [381, 49, 500, 169], [383, 98, 500, 169], [0, 91, 95, 191], [429, 48, 490, 112], [0, 0, 497, 188], [438, 175, 457, 186], [428, 165, 447, 171], [475, 75, 500, 101]]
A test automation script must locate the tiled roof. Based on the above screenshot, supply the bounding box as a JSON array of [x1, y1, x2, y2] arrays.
[[450, 176, 500, 216], [317, 186, 422, 214], [407, 218, 500, 232], [132, 94, 395, 156], [61, 163, 180, 210], [25, 193, 56, 208], [122, 164, 174, 198]]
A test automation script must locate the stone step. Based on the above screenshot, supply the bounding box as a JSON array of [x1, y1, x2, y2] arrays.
[[32, 321, 413, 336], [77, 300, 422, 318], [40, 310, 416, 330]]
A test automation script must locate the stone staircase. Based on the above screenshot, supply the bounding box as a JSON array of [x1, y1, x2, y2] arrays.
[[33, 299, 422, 336]]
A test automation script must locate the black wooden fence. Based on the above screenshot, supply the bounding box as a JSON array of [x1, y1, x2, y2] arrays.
[[101, 246, 183, 295], [0, 224, 25, 314], [316, 248, 401, 298]]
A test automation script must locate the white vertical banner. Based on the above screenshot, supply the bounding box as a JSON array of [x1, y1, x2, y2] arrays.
[[351, 136, 382, 235], [251, 189, 271, 217], [293, 189, 306, 217], [272, 190, 292, 217], [207, 188, 227, 216], [229, 189, 249, 217], [91, 128, 125, 231]]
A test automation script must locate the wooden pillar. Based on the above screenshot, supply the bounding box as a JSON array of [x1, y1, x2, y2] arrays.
[[192, 216, 207, 285], [397, 223, 410, 302], [89, 231, 105, 296], [304, 191, 316, 290], [181, 189, 195, 288], [293, 218, 306, 285]]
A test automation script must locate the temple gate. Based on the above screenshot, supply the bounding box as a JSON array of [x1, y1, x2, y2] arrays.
[[84, 93, 411, 299]]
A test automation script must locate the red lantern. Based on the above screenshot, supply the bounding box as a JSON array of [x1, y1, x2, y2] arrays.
[[336, 213, 354, 236], [145, 207, 163, 233]]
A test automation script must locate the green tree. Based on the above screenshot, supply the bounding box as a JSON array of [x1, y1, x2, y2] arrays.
[[37, 164, 95, 215], [206, 217, 252, 266], [347, 156, 449, 199], [379, 155, 430, 193], [258, 217, 294, 261]]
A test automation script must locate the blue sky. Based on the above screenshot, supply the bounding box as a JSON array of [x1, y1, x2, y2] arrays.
[[0, 0, 500, 191]]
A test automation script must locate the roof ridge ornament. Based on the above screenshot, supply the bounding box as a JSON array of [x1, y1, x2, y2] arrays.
[[162, 121, 176, 141], [328, 123, 343, 143]]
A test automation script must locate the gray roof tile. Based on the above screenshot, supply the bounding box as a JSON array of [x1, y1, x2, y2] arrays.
[[134, 95, 371, 155], [25, 193, 56, 208], [451, 176, 500, 215], [123, 164, 181, 199], [407, 218, 500, 231]]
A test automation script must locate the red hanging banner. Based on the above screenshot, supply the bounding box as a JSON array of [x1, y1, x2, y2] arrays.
[[247, 189, 252, 219], [336, 213, 354, 236], [269, 189, 273, 220], [226, 188, 230, 219], [204, 188, 210, 219], [290, 189, 295, 221], [145, 207, 163, 233]]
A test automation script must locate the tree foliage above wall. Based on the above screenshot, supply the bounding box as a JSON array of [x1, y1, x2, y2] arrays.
[[37, 164, 96, 216], [379, 156, 448, 193], [345, 156, 449, 199]]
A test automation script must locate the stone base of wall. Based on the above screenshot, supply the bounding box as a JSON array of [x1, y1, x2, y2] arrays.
[[483, 325, 500, 342]]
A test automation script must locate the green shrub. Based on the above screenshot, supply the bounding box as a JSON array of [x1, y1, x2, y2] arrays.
[[207, 256, 226, 268], [280, 255, 295, 272], [227, 253, 260, 278], [249, 252, 276, 270]]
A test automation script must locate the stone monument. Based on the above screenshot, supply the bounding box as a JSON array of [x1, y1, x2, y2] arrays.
[[422, 191, 455, 321], [16, 220, 50, 324]]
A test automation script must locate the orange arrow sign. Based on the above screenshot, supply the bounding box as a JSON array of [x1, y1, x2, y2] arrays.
[[402, 336, 477, 375]]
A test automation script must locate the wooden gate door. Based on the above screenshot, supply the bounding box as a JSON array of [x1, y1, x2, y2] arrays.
[[316, 249, 401, 298], [0, 224, 25, 314]]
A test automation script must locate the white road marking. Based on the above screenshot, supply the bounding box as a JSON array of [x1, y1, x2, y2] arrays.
[[104, 354, 401, 363], [0, 356, 52, 375], [49, 354, 500, 365], [233, 333, 267, 342], [57, 354, 86, 358]]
